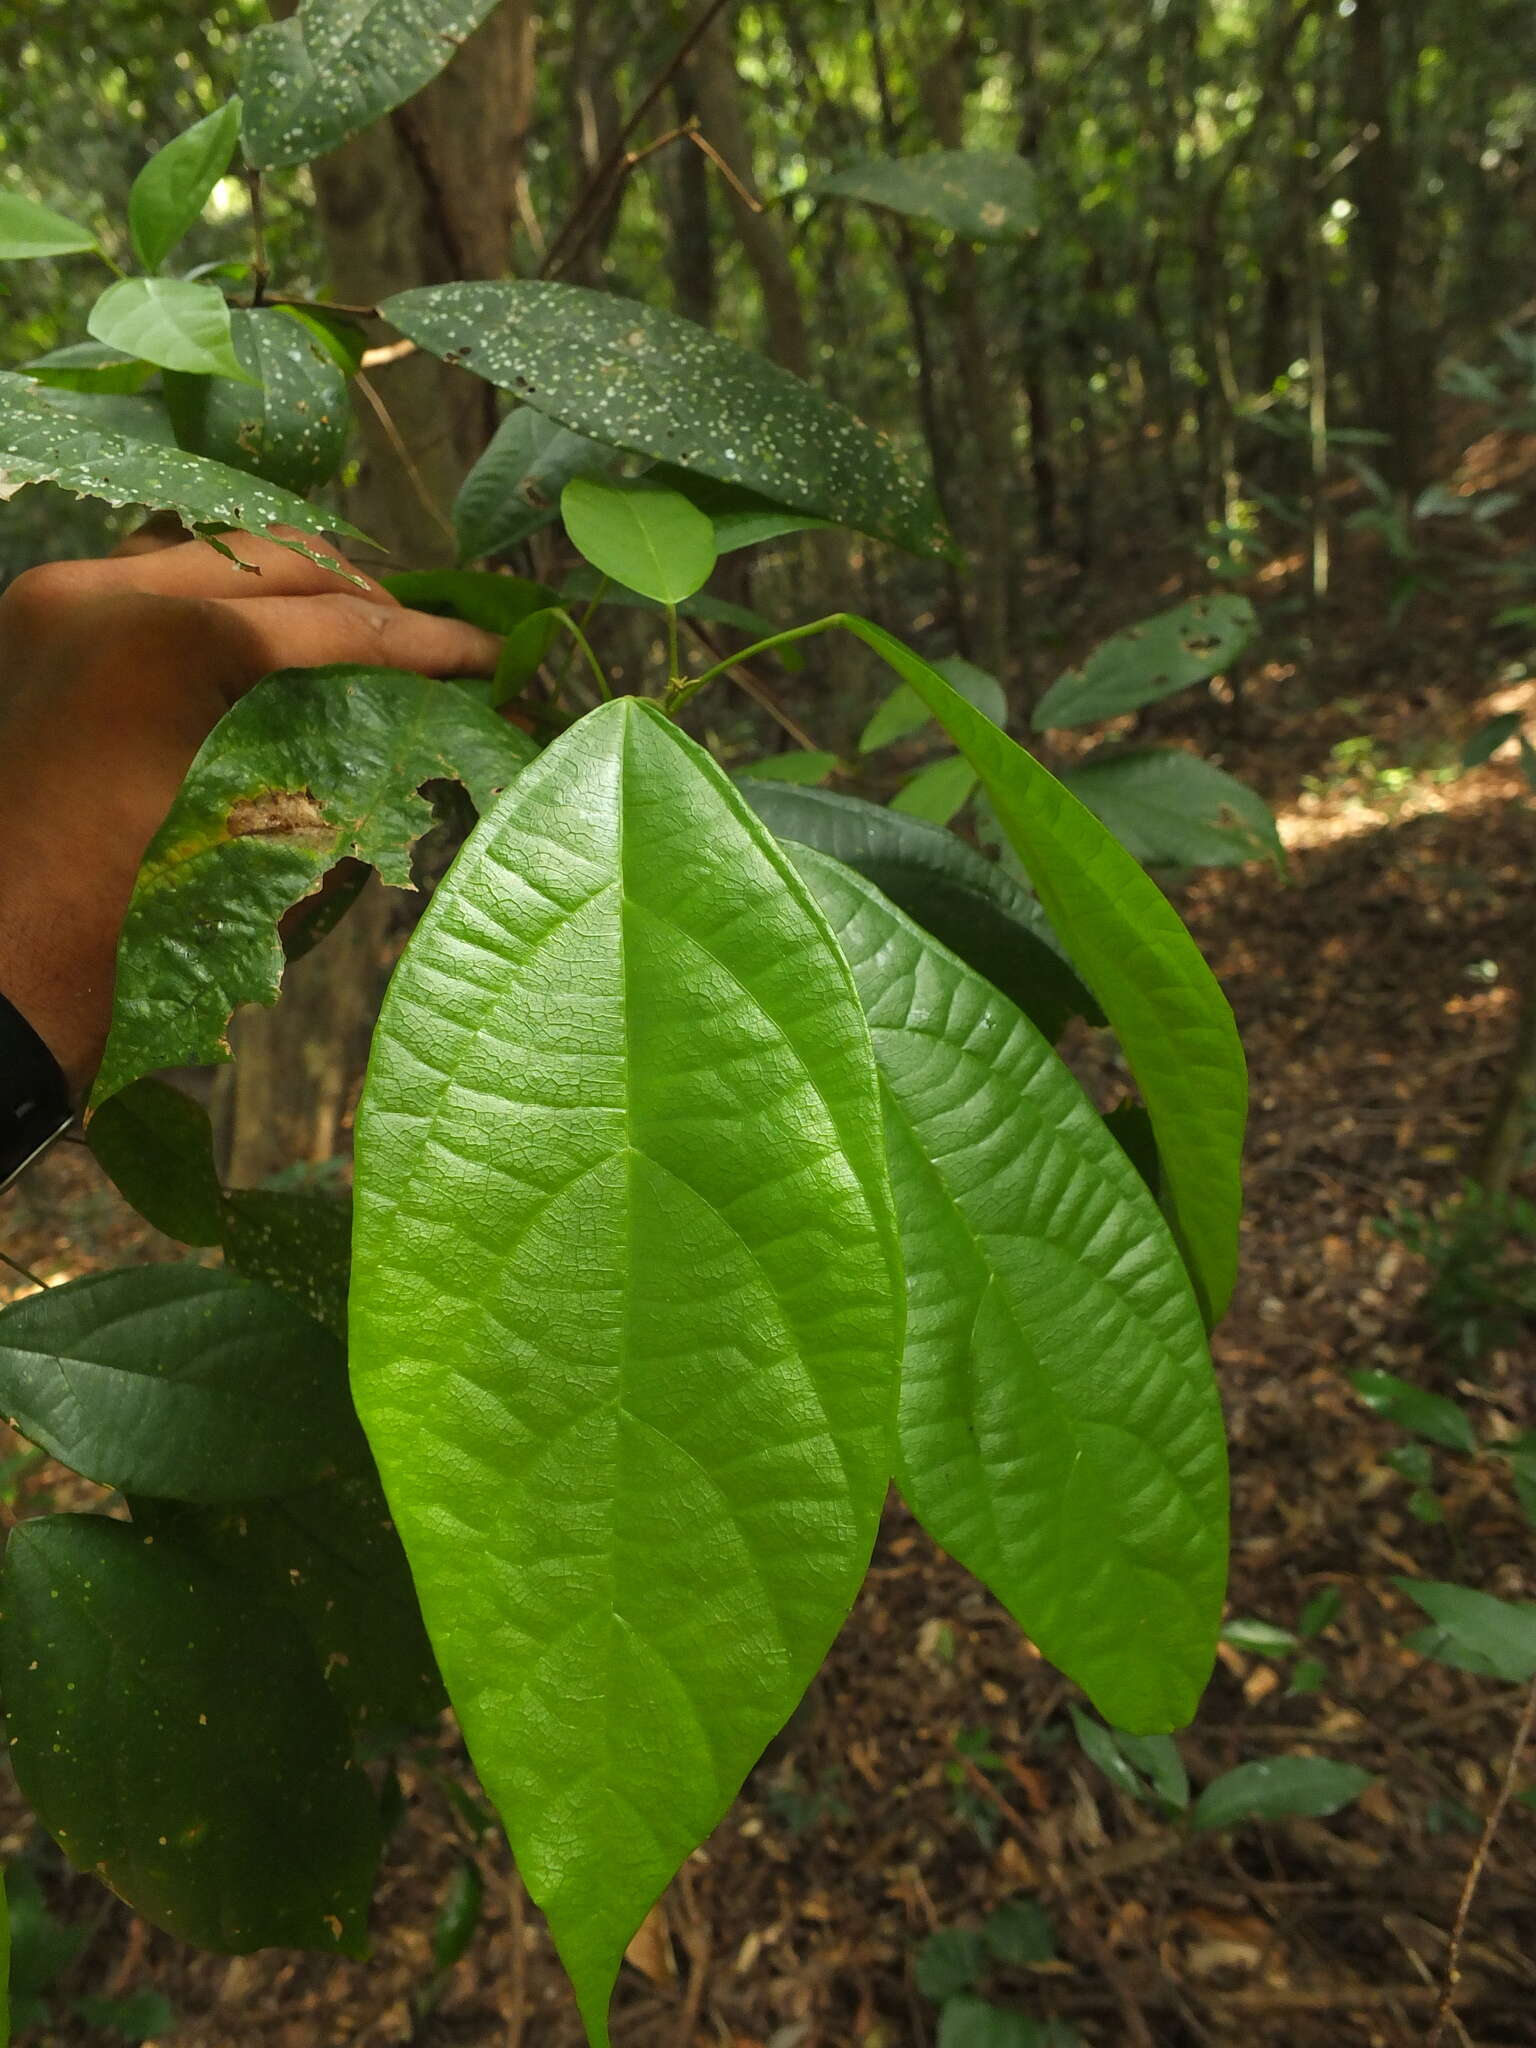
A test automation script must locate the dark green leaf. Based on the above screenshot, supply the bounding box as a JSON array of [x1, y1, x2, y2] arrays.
[[1505, 1436, 1536, 1525], [1113, 1731, 1190, 1811], [817, 151, 1040, 243], [218, 1188, 351, 1338], [85, 1078, 223, 1245], [350, 697, 901, 2042], [983, 1899, 1055, 1966], [135, 1473, 445, 1741], [1067, 1706, 1144, 1797], [453, 406, 616, 562], [94, 668, 534, 1103], [0, 1265, 365, 1499], [560, 563, 784, 638], [738, 781, 1099, 1042], [889, 753, 978, 825], [163, 306, 350, 493], [241, 0, 503, 169], [0, 371, 365, 559], [834, 617, 1247, 1327], [938, 2001, 1079, 2048], [792, 848, 1225, 1731], [861, 655, 1007, 755], [382, 568, 553, 635], [1287, 1657, 1327, 1695], [492, 607, 563, 698], [1192, 1757, 1373, 1831], [1034, 596, 1257, 731], [128, 100, 242, 273], [644, 466, 834, 552], [1461, 714, 1521, 769], [561, 475, 717, 605], [382, 281, 948, 556], [0, 192, 97, 259], [20, 388, 176, 445], [1395, 1578, 1536, 1682], [1, 1515, 380, 1952], [22, 342, 154, 395], [278, 303, 370, 377], [1351, 1370, 1478, 1453], [736, 750, 839, 786], [88, 278, 251, 383], [1063, 749, 1282, 870], [916, 1927, 987, 2001], [5, 1864, 81, 1996], [1100, 1102, 1160, 1196], [432, 1859, 484, 1975], [74, 1990, 177, 2041], [1299, 1587, 1342, 1637]]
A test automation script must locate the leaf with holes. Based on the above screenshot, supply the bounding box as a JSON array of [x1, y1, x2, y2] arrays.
[[88, 278, 251, 383], [0, 1266, 364, 1500], [0, 192, 97, 259], [1, 1515, 380, 1952], [454, 406, 617, 563], [738, 781, 1098, 1042], [350, 696, 902, 2043], [561, 475, 717, 606], [129, 100, 242, 272], [0, 372, 366, 560], [93, 668, 533, 1105], [833, 616, 1247, 1325], [241, 0, 503, 169], [790, 846, 1224, 1731], [1063, 748, 1282, 870], [85, 1078, 224, 1245], [1033, 595, 1257, 730], [163, 305, 350, 493], [383, 281, 948, 556], [817, 150, 1040, 243]]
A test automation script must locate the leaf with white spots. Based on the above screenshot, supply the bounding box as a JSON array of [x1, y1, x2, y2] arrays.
[[163, 306, 351, 493], [816, 150, 1040, 243], [382, 280, 949, 556]]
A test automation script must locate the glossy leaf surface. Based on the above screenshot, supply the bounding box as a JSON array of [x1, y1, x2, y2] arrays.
[[739, 781, 1098, 1041], [817, 150, 1040, 242], [163, 305, 350, 493], [351, 695, 901, 2041], [453, 405, 616, 562], [87, 278, 250, 383], [0, 371, 364, 557], [1063, 748, 1282, 870], [1034, 595, 1257, 731], [94, 667, 533, 1103], [0, 193, 96, 259], [85, 1078, 224, 1245], [1, 1515, 380, 1951], [219, 1189, 352, 1338], [561, 474, 717, 605], [1191, 1756, 1373, 1831], [791, 847, 1225, 1730], [0, 1266, 365, 1500], [383, 281, 947, 556], [128, 100, 242, 273], [836, 616, 1247, 1325], [241, 0, 502, 169]]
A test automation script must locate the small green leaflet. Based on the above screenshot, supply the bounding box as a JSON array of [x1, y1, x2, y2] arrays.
[[890, 753, 978, 826], [1351, 1370, 1478, 1453], [85, 1078, 224, 1245], [454, 406, 616, 562], [0, 1266, 366, 1500], [1191, 1756, 1373, 1831], [163, 305, 350, 493], [93, 667, 534, 1104], [791, 847, 1225, 1731], [1033, 595, 1257, 731], [861, 655, 1007, 755], [241, 0, 502, 169], [833, 616, 1247, 1326], [0, 371, 365, 563], [816, 150, 1040, 243], [1069, 1708, 1189, 1809], [1395, 1578, 1536, 1682], [128, 100, 242, 273], [1, 1515, 380, 1953], [350, 696, 902, 2044], [561, 474, 717, 606], [0, 191, 97, 259], [88, 278, 252, 383], [383, 280, 948, 557], [1063, 748, 1282, 870]]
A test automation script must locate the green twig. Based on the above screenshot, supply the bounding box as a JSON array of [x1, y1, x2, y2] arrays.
[[552, 608, 612, 702], [666, 615, 844, 711]]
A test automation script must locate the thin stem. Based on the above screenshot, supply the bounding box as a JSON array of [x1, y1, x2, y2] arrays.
[[665, 604, 681, 687], [551, 608, 612, 702], [667, 615, 844, 711], [683, 619, 823, 751], [354, 373, 457, 544], [246, 166, 269, 307], [0, 1247, 47, 1292]]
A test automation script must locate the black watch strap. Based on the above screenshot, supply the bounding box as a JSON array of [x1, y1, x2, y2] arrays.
[[1, 990, 73, 1193]]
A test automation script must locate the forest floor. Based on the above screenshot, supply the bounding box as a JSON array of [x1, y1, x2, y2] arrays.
[[1, 531, 1534, 2048]]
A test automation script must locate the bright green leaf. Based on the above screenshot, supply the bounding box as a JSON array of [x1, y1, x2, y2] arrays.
[[128, 100, 242, 272], [218, 1189, 352, 1339], [88, 278, 253, 383], [645, 466, 835, 552], [242, 0, 503, 170], [1, 1515, 379, 1952], [1395, 1578, 1536, 1682], [737, 781, 1099, 1042], [1351, 1370, 1479, 1453], [94, 668, 534, 1104], [0, 1266, 365, 1500], [85, 1078, 223, 1245], [382, 281, 948, 556], [350, 696, 902, 2042], [163, 305, 350, 492], [1063, 749, 1282, 870], [890, 752, 979, 825], [454, 406, 616, 563], [1192, 1756, 1373, 1831], [22, 342, 154, 395], [791, 848, 1225, 1731], [561, 474, 717, 605], [0, 192, 97, 259], [834, 617, 1247, 1327], [0, 371, 366, 562], [1034, 596, 1257, 731], [736, 750, 839, 786], [860, 655, 1007, 755], [817, 151, 1040, 243]]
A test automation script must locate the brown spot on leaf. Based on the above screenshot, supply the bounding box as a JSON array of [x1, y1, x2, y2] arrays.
[[227, 789, 336, 850]]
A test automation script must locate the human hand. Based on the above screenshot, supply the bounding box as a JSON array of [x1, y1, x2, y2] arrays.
[[0, 527, 502, 1091]]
